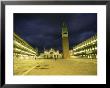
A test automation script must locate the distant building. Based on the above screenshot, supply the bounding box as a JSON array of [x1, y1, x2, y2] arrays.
[[69, 50, 74, 56], [73, 35, 97, 59], [44, 48, 62, 59], [13, 33, 38, 59]]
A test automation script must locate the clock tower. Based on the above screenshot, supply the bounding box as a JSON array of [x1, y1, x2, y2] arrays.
[[62, 22, 70, 59]]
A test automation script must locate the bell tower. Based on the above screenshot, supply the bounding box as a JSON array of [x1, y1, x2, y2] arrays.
[[62, 22, 70, 59]]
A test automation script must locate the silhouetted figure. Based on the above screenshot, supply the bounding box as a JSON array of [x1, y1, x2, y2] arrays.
[[54, 56, 57, 60]]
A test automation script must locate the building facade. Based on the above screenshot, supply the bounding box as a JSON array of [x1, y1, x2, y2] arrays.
[[73, 35, 97, 59], [44, 48, 62, 59], [14, 33, 38, 59]]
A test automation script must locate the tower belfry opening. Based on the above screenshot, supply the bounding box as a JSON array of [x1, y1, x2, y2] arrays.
[[61, 22, 70, 59]]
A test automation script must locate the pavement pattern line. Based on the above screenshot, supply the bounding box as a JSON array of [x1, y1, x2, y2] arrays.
[[22, 65, 37, 75]]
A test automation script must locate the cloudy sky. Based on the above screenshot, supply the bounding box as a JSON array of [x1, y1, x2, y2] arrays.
[[14, 13, 97, 52]]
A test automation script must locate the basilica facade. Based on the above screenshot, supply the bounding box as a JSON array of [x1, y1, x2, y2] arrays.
[[44, 48, 62, 59]]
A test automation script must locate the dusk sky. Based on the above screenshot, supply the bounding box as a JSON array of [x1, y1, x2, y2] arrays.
[[14, 13, 97, 52]]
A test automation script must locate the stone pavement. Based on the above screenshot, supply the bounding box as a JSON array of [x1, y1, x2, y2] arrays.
[[14, 57, 97, 75]]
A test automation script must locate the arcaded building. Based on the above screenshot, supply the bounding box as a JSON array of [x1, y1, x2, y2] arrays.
[[13, 33, 38, 59], [73, 34, 97, 59]]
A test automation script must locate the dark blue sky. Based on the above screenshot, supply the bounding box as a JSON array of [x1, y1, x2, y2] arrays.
[[14, 13, 97, 52]]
